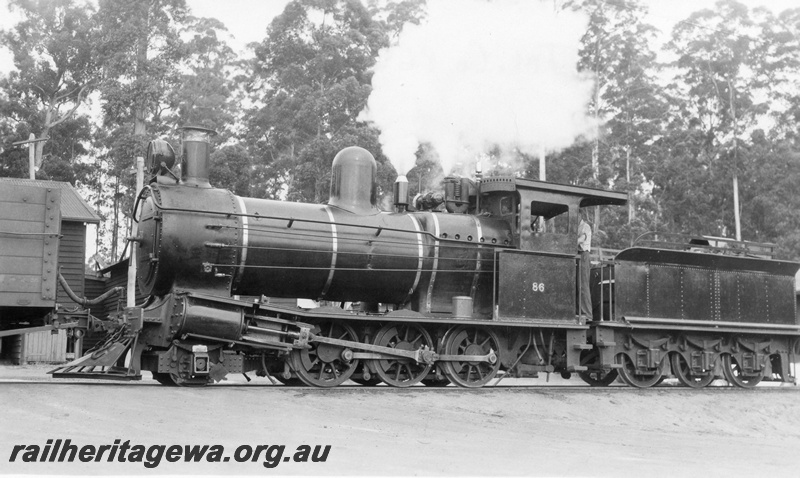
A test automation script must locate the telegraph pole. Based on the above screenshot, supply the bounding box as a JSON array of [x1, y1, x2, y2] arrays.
[[11, 135, 49, 179]]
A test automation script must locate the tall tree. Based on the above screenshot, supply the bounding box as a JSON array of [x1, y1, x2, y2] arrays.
[[163, 16, 237, 134], [245, 0, 391, 202], [767, 7, 800, 143], [95, 0, 188, 140], [556, 0, 666, 248], [663, 0, 775, 241], [0, 0, 97, 172], [94, 0, 190, 260]]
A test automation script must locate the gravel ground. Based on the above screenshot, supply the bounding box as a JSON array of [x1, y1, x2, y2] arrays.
[[1, 363, 799, 476]]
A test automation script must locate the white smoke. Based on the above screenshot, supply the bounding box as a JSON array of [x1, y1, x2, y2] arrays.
[[359, 0, 595, 176]]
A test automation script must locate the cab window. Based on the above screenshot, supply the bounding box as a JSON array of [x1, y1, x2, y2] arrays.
[[530, 201, 569, 234]]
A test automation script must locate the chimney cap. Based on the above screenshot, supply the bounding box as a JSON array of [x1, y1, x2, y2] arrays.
[[178, 125, 218, 140]]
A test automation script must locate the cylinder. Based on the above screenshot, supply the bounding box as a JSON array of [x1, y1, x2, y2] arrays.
[[177, 295, 245, 341], [452, 296, 473, 319]]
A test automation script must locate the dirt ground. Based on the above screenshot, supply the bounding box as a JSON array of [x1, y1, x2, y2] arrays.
[[1, 364, 799, 477]]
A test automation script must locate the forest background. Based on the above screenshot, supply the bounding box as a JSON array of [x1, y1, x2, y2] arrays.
[[2, 0, 800, 267]]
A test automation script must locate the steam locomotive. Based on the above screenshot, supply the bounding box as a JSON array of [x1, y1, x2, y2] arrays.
[[48, 126, 800, 388]]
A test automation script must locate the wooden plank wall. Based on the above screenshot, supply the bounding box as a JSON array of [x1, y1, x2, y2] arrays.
[[56, 221, 86, 304], [23, 330, 67, 363], [0, 185, 60, 308]]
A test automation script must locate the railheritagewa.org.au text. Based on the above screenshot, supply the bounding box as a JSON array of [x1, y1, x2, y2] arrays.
[[9, 439, 331, 469]]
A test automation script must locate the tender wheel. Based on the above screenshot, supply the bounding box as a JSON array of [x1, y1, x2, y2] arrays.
[[670, 353, 715, 389], [290, 321, 359, 387], [372, 323, 434, 388], [616, 353, 663, 389], [441, 326, 500, 388], [722, 354, 763, 388], [577, 349, 618, 387]]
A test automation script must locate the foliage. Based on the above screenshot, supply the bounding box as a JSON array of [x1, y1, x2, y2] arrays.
[[557, 0, 666, 248], [0, 0, 97, 178], [244, 0, 411, 202], [3, 0, 800, 262]]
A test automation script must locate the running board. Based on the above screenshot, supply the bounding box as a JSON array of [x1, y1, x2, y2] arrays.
[[49, 337, 141, 381]]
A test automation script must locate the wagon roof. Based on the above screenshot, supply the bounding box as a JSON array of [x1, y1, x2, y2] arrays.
[[0, 178, 100, 223]]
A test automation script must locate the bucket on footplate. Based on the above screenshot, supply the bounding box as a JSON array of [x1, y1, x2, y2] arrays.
[[452, 296, 473, 319]]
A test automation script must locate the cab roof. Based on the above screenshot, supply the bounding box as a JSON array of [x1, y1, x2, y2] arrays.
[[480, 176, 628, 208]]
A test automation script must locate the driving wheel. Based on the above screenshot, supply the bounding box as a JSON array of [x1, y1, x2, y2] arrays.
[[290, 321, 359, 387]]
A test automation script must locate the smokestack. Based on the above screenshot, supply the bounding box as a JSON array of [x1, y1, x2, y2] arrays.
[[393, 175, 409, 212], [179, 126, 217, 188]]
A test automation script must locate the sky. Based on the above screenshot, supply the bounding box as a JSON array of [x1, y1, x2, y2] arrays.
[[1, 0, 799, 74]]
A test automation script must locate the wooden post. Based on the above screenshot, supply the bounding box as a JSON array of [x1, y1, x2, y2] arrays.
[[28, 133, 35, 179], [733, 173, 741, 241], [127, 157, 145, 307], [538, 145, 546, 181]]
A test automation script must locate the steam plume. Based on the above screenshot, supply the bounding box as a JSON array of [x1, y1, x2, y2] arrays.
[[359, 0, 595, 176]]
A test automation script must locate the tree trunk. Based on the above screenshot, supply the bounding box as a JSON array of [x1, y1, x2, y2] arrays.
[[133, 3, 150, 142], [627, 146, 633, 246], [111, 178, 120, 261], [728, 78, 741, 241], [34, 108, 55, 168]]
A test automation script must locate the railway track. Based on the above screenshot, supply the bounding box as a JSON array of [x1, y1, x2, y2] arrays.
[[2, 376, 798, 393]]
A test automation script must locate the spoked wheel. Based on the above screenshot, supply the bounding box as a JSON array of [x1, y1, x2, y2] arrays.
[[290, 321, 359, 387], [577, 349, 618, 387], [616, 353, 663, 389], [670, 353, 715, 389], [441, 326, 500, 388], [722, 354, 763, 388], [372, 323, 434, 388]]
